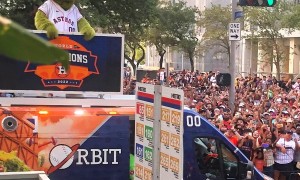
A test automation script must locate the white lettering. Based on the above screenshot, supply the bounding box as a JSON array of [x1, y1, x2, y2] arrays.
[[102, 149, 108, 164], [186, 115, 201, 127], [69, 53, 88, 64], [91, 149, 102, 165], [76, 148, 121, 165], [110, 149, 121, 164], [57, 66, 67, 75], [76, 149, 89, 165]]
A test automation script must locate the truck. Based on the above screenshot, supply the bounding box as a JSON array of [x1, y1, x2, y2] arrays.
[[0, 31, 271, 179], [0, 93, 271, 180]]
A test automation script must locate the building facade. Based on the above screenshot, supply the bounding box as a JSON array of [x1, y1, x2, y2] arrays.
[[240, 30, 300, 79]]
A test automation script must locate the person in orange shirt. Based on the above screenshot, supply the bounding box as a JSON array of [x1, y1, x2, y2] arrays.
[[253, 148, 264, 172], [224, 129, 241, 146]]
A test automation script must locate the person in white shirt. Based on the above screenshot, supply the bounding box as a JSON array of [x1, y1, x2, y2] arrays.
[[262, 76, 267, 90], [210, 73, 217, 87], [159, 69, 165, 85], [293, 126, 300, 171], [292, 78, 300, 91], [274, 130, 296, 180]]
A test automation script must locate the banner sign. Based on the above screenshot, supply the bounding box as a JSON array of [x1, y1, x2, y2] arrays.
[[134, 83, 155, 180], [0, 31, 124, 95], [160, 86, 184, 179], [134, 83, 184, 180]]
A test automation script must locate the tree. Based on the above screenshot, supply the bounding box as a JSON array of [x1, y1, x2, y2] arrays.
[[244, 1, 292, 79], [146, 4, 178, 69], [199, 5, 232, 61], [178, 36, 199, 72], [88, 0, 159, 74], [148, 1, 200, 71], [174, 2, 200, 72], [282, 3, 300, 30], [0, 0, 43, 29]]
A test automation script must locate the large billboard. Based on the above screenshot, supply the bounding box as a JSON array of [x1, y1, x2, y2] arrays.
[[0, 31, 124, 95]]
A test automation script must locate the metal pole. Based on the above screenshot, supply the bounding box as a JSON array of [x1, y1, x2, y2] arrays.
[[229, 0, 237, 112], [152, 85, 161, 180], [250, 27, 253, 75], [181, 54, 184, 71]]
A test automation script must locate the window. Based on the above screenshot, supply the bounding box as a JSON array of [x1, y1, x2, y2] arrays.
[[193, 137, 239, 179], [220, 143, 238, 179], [194, 137, 222, 179]]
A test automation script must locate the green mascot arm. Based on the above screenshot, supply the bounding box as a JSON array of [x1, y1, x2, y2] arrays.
[[34, 10, 58, 39], [78, 18, 95, 41]]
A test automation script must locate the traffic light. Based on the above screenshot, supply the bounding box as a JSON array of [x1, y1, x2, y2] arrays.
[[239, 0, 276, 7]]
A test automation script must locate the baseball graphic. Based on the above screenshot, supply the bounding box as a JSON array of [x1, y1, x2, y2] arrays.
[[48, 144, 80, 174], [50, 145, 73, 169]]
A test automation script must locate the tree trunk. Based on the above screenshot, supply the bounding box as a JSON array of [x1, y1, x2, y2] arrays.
[[130, 61, 137, 76], [159, 55, 164, 69], [159, 50, 166, 69], [275, 61, 280, 80], [189, 53, 194, 72]]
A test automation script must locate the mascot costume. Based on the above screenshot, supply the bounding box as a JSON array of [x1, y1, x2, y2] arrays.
[[34, 0, 95, 41]]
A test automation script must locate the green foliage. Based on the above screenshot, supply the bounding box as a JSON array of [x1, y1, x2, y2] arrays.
[[199, 5, 232, 58], [0, 151, 30, 172], [0, 0, 43, 29], [282, 3, 300, 30], [160, 1, 198, 41], [38, 154, 45, 167], [147, 1, 199, 69], [244, 2, 290, 35], [54, 0, 75, 10], [243, 1, 292, 78], [86, 0, 159, 72], [4, 158, 30, 172], [146, 3, 176, 68], [75, 0, 103, 28]]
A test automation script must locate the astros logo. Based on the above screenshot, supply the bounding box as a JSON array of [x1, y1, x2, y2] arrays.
[[25, 36, 99, 90], [47, 144, 80, 174], [55, 63, 69, 78]]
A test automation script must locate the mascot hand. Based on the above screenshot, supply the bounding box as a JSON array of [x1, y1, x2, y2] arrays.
[[78, 18, 95, 41], [45, 24, 59, 39], [82, 27, 95, 41], [35, 10, 58, 39]]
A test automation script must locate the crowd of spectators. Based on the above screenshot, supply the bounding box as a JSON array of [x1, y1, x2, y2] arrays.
[[127, 68, 300, 180]]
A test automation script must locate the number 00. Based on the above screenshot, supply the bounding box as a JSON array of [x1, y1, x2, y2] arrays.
[[186, 115, 201, 127]]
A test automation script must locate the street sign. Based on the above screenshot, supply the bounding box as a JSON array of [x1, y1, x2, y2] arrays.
[[229, 23, 241, 41]]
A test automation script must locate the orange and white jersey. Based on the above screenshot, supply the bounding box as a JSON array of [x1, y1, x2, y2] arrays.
[[38, 0, 83, 33]]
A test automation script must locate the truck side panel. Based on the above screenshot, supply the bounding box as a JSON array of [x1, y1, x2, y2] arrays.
[[0, 107, 132, 180]]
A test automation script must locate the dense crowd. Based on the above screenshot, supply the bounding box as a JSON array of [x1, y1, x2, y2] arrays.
[[124, 68, 300, 180]]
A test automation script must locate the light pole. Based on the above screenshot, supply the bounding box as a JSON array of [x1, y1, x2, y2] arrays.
[[229, 0, 237, 112]]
